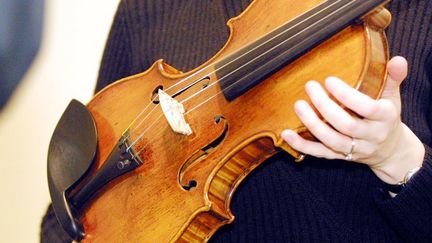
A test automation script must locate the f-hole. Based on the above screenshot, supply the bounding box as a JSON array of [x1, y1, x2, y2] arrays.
[[179, 115, 228, 191], [151, 85, 163, 104], [182, 180, 197, 191]]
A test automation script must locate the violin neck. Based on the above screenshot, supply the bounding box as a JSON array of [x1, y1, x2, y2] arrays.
[[216, 0, 390, 101]]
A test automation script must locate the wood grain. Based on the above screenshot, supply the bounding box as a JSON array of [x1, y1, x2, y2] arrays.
[[77, 0, 390, 242]]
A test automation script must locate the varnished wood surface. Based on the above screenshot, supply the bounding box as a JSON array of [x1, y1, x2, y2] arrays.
[[78, 0, 390, 242]]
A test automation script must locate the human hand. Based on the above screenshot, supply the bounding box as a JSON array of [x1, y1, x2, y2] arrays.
[[281, 56, 425, 184]]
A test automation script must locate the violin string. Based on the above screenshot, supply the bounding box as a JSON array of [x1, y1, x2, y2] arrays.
[[122, 0, 337, 144], [123, 0, 344, 146], [125, 0, 345, 151], [128, 1, 355, 154], [127, 0, 355, 153], [181, 0, 361, 108]]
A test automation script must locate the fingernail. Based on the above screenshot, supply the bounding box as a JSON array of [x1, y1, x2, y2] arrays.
[[294, 100, 306, 116], [305, 81, 318, 94], [281, 130, 295, 143], [325, 76, 343, 87]]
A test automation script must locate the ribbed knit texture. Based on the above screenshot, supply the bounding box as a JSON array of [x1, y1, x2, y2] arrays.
[[41, 1, 432, 242]]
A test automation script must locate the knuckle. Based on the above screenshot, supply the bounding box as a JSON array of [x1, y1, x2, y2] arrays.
[[363, 101, 379, 117], [307, 120, 321, 131], [327, 140, 346, 153], [315, 151, 329, 159], [291, 137, 304, 149], [375, 133, 387, 144], [374, 132, 388, 144], [362, 145, 376, 157], [379, 100, 399, 120], [312, 97, 325, 110], [341, 119, 356, 133], [388, 108, 399, 121], [339, 91, 351, 102]]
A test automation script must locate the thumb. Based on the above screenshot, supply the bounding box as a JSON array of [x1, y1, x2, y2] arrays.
[[381, 56, 408, 100]]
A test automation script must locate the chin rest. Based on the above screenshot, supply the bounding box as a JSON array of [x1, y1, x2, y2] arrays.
[[47, 99, 97, 241]]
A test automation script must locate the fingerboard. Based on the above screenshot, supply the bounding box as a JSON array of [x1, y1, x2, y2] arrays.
[[215, 0, 389, 101]]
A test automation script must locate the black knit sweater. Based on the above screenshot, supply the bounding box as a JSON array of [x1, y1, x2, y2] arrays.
[[41, 1, 432, 242]]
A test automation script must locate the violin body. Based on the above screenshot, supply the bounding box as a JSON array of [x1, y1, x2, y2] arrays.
[[78, 0, 390, 241]]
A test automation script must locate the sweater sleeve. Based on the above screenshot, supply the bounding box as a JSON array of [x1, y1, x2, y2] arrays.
[[375, 143, 432, 243]]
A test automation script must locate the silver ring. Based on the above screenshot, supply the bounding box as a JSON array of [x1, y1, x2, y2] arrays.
[[345, 138, 356, 161]]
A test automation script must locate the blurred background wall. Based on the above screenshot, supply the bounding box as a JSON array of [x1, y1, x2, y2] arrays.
[[0, 0, 120, 242]]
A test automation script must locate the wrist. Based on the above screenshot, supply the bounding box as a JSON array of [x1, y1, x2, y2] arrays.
[[371, 123, 425, 184]]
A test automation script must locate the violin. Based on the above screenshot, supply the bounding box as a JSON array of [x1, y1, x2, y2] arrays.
[[47, 0, 392, 242]]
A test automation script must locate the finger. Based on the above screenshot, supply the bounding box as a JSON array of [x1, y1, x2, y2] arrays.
[[305, 81, 372, 138], [294, 99, 353, 153], [281, 129, 345, 160], [381, 56, 408, 101], [324, 77, 391, 121]]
